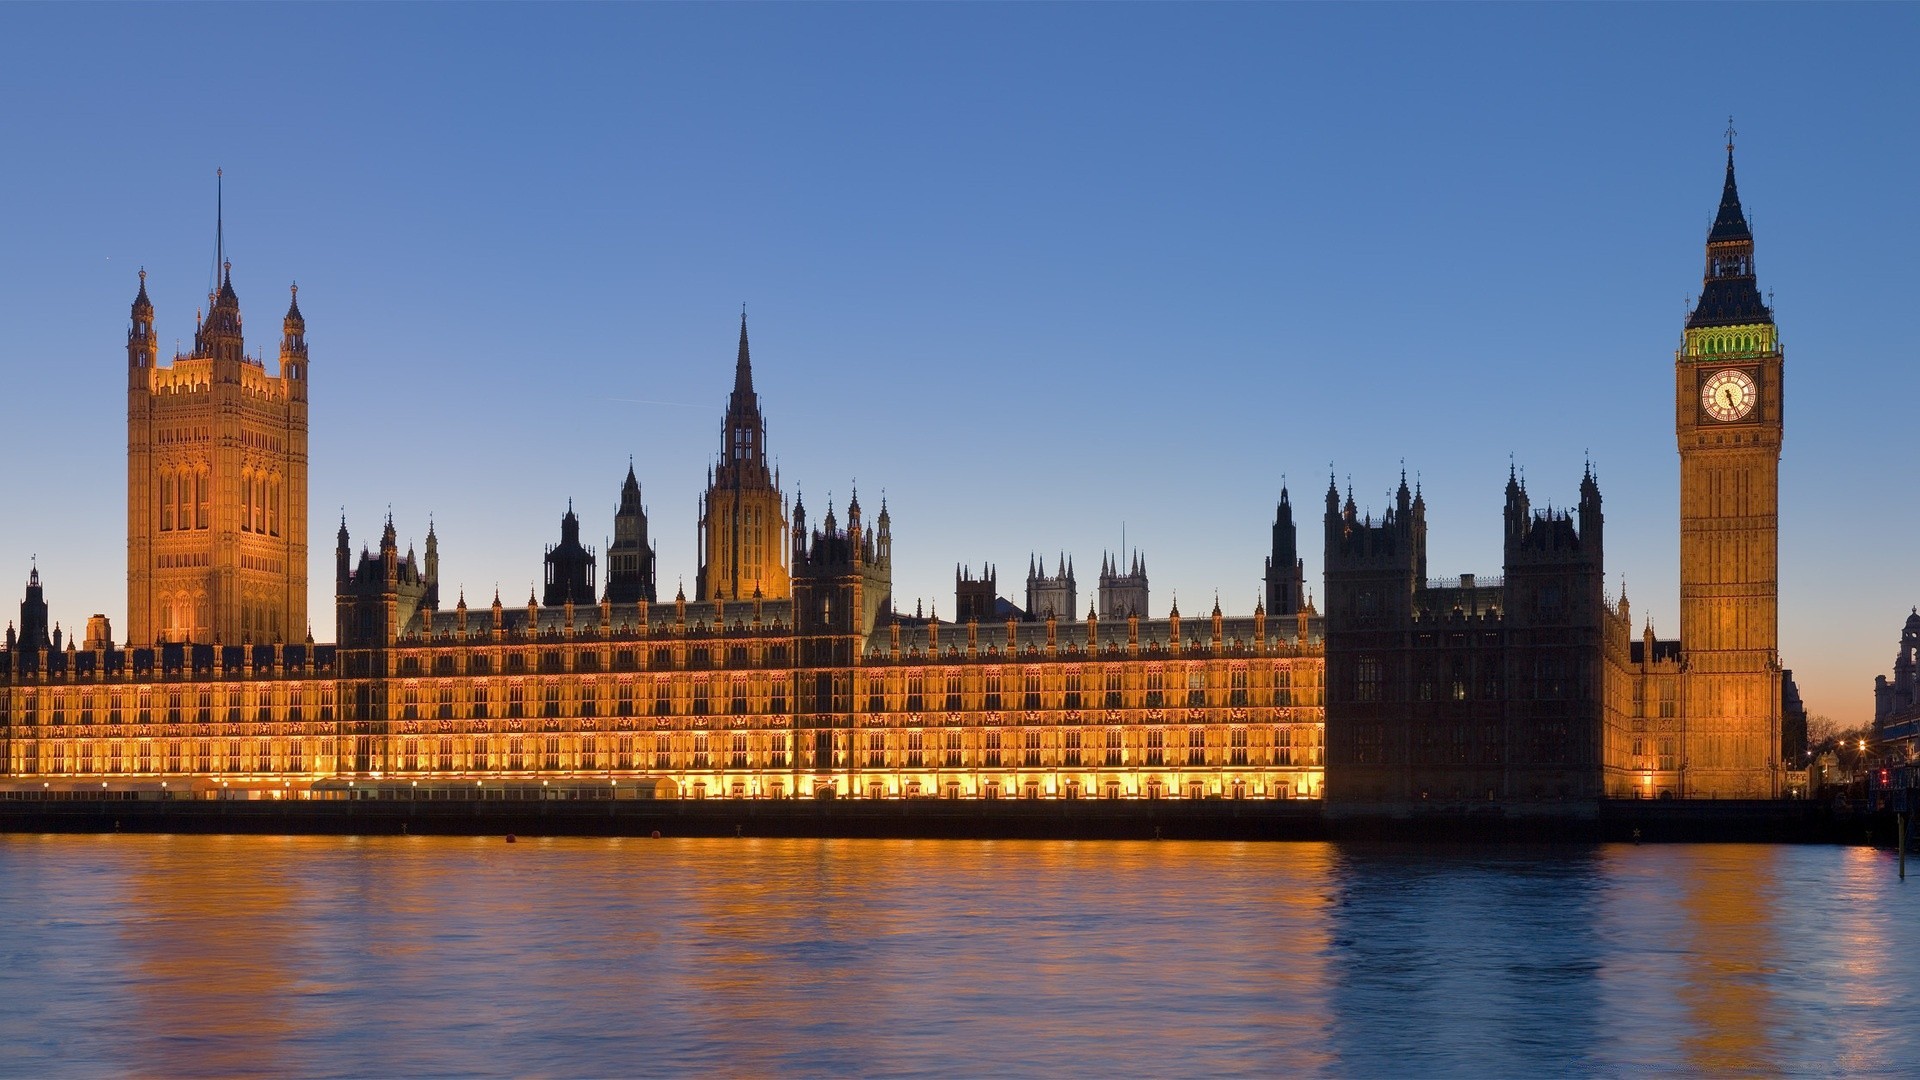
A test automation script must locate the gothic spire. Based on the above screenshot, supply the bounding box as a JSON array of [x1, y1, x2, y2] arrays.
[[1688, 127, 1772, 329], [733, 308, 755, 403], [1708, 136, 1752, 244]]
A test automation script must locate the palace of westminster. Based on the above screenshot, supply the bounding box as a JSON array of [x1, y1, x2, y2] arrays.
[[0, 148, 1809, 805]]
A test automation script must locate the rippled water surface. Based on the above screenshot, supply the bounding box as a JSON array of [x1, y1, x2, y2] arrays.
[[0, 836, 1913, 1076]]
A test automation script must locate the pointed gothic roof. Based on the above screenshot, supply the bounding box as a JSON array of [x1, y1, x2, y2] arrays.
[[1687, 147, 1773, 330], [733, 312, 755, 402], [1708, 149, 1752, 244]]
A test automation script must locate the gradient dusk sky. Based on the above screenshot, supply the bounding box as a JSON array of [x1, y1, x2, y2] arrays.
[[1, 5, 1915, 726]]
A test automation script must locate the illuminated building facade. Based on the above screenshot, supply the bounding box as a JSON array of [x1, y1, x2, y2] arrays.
[[0, 284, 1324, 799], [126, 262, 309, 648], [0, 147, 1801, 803]]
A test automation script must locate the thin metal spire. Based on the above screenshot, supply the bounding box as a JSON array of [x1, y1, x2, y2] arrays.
[[213, 168, 224, 292]]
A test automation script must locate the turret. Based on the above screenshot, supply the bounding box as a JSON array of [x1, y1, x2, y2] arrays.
[[16, 564, 51, 653], [336, 516, 351, 585], [1264, 484, 1305, 616], [280, 283, 307, 388], [543, 499, 597, 607], [605, 462, 658, 603], [1578, 461, 1603, 553], [1504, 463, 1530, 544], [127, 269, 157, 379], [423, 518, 440, 610]]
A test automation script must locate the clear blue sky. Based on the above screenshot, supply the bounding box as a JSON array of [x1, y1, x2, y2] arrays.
[[1, 5, 1914, 726]]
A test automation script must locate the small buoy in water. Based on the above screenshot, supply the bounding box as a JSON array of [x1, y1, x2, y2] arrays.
[[650, 830, 662, 839], [506, 833, 517, 844]]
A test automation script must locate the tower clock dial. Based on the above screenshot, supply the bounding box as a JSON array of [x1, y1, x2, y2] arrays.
[[1701, 368, 1757, 422]]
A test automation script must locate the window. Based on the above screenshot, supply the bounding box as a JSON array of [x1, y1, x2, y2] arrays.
[[654, 733, 672, 770], [984, 673, 1002, 710], [1023, 673, 1041, 710], [693, 734, 710, 770], [1146, 729, 1164, 766], [945, 671, 962, 710], [984, 730, 1002, 768], [1187, 728, 1206, 766], [730, 733, 748, 770], [944, 730, 962, 768], [1025, 729, 1044, 767], [1230, 668, 1249, 707], [906, 732, 924, 769], [1145, 670, 1164, 707], [1104, 729, 1122, 767], [1187, 671, 1206, 707], [906, 674, 925, 712], [1230, 728, 1249, 767], [769, 733, 788, 769], [1356, 657, 1383, 703], [1105, 671, 1123, 709], [1064, 672, 1082, 709], [867, 731, 887, 769]]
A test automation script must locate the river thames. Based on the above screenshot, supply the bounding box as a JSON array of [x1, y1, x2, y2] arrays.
[[0, 836, 1912, 1076]]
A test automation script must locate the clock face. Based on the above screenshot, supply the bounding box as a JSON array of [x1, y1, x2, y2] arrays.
[[1701, 368, 1757, 422]]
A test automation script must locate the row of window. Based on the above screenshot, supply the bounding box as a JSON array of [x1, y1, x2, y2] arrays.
[[20, 739, 314, 775], [15, 726, 1326, 777], [1346, 656, 1592, 704], [20, 685, 335, 726], [397, 644, 793, 675]]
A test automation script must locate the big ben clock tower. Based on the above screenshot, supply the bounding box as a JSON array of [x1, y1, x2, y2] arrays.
[[1675, 132, 1782, 798]]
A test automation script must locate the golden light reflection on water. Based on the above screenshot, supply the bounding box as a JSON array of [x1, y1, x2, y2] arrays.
[[1674, 845, 1783, 1074], [0, 836, 1913, 1075]]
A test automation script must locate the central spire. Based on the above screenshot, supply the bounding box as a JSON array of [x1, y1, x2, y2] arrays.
[[1707, 145, 1752, 244], [733, 308, 755, 403]]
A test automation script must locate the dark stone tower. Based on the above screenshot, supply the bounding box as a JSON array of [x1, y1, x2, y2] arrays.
[[1098, 551, 1149, 618], [543, 501, 597, 607], [793, 494, 893, 783], [1025, 554, 1076, 620], [1264, 485, 1305, 617], [955, 564, 999, 624], [16, 564, 51, 654], [604, 464, 657, 603]]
